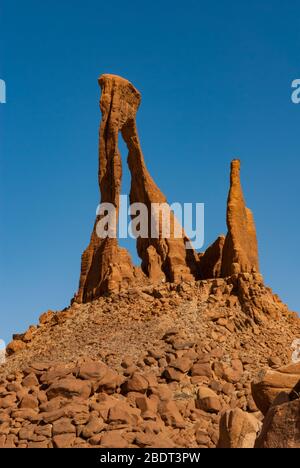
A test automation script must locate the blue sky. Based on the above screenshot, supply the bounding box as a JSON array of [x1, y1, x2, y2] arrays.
[[0, 1, 299, 344]]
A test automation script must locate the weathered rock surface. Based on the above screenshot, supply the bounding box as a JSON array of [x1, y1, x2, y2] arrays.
[[249, 360, 300, 448], [123, 109, 198, 283], [221, 160, 259, 277], [73, 74, 268, 304], [252, 362, 300, 415], [218, 408, 261, 448], [1, 274, 299, 448], [196, 387, 221, 413], [70, 75, 281, 307], [255, 399, 300, 448], [75, 75, 141, 302], [199, 236, 225, 279], [74, 74, 199, 303]]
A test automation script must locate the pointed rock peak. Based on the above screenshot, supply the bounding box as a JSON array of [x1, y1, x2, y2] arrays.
[[231, 158, 241, 168], [221, 159, 260, 277]]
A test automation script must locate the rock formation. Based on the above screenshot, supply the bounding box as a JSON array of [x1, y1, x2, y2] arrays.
[[122, 83, 198, 283], [253, 362, 300, 448], [75, 74, 198, 303], [1, 74, 298, 449], [74, 75, 139, 302], [217, 408, 261, 448], [221, 159, 259, 277], [74, 75, 263, 303], [199, 160, 260, 281], [251, 362, 300, 415], [199, 236, 225, 279], [255, 399, 300, 448]]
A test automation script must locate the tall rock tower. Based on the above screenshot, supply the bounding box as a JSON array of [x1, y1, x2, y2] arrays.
[[221, 159, 259, 276]]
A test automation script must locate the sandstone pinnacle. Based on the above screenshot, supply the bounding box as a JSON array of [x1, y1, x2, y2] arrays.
[[74, 75, 140, 302], [74, 74, 198, 303], [221, 159, 259, 277]]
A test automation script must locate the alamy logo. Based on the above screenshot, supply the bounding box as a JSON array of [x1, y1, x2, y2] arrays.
[[291, 79, 300, 104], [0, 340, 6, 365], [95, 195, 205, 249], [0, 79, 6, 104]]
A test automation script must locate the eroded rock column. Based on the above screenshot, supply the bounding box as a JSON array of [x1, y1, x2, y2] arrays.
[[74, 74, 199, 303], [221, 160, 259, 276], [74, 75, 140, 302]]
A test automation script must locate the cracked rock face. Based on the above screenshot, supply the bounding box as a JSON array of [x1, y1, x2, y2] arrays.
[[221, 159, 259, 277]]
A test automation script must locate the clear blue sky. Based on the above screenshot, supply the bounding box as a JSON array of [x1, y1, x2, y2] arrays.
[[0, 1, 299, 344]]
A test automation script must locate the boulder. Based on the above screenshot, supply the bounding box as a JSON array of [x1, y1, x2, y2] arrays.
[[170, 357, 193, 373], [81, 416, 104, 439], [100, 431, 128, 448], [46, 377, 91, 400], [124, 373, 148, 393], [52, 433, 76, 448], [78, 360, 108, 381], [40, 364, 75, 385], [214, 359, 243, 384], [191, 363, 212, 378], [158, 400, 185, 428], [251, 362, 300, 414], [255, 399, 300, 448], [52, 417, 76, 435], [6, 340, 26, 355], [20, 395, 39, 409], [196, 386, 221, 413], [108, 401, 140, 425], [163, 367, 185, 382], [218, 408, 261, 448], [22, 372, 39, 388]]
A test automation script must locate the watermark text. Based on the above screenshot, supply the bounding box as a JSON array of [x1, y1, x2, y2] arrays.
[[96, 195, 205, 249]]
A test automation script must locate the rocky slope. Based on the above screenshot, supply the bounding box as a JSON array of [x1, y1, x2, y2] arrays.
[[0, 274, 299, 448]]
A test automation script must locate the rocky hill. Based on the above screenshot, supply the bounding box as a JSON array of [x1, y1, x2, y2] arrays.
[[0, 74, 299, 449]]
